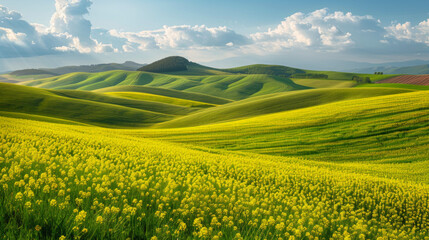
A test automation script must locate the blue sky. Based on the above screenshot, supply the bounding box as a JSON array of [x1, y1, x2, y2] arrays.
[[1, 0, 429, 71]]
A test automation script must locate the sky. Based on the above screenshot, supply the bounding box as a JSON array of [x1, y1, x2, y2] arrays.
[[1, 0, 429, 72]]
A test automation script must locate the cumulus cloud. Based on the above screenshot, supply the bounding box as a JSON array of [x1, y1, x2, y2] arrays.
[[0, 5, 67, 58], [108, 25, 250, 51], [386, 19, 429, 45], [249, 8, 385, 52], [50, 0, 115, 53]]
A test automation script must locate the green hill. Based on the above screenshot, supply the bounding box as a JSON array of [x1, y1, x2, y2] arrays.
[[104, 92, 217, 108], [0, 83, 184, 127], [291, 79, 356, 88], [94, 85, 231, 105], [223, 64, 305, 77], [9, 69, 57, 76], [53, 90, 196, 116], [138, 56, 229, 75], [22, 71, 310, 100], [155, 88, 414, 128], [138, 56, 190, 73], [138, 90, 429, 164], [356, 83, 429, 90], [8, 61, 145, 77]]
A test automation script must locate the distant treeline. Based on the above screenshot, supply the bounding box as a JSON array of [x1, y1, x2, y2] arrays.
[[353, 76, 371, 84], [290, 73, 329, 79]]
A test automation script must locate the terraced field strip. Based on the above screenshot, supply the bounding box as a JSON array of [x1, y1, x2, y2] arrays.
[[377, 75, 429, 85]]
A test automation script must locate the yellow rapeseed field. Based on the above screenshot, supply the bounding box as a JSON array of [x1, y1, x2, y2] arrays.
[[1, 116, 429, 239]]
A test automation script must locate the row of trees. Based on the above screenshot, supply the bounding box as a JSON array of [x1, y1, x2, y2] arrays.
[[374, 72, 384, 75], [352, 76, 372, 84]]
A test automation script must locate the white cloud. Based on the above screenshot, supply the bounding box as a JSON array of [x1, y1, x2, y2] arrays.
[[50, 0, 114, 53], [108, 25, 250, 51], [0, 5, 67, 58], [249, 8, 385, 52], [386, 19, 429, 45]]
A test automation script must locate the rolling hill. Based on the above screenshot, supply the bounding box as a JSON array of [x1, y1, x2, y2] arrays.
[[0, 83, 195, 127], [94, 85, 232, 105], [21, 70, 310, 100], [136, 90, 429, 165], [8, 61, 145, 76], [155, 88, 414, 128]]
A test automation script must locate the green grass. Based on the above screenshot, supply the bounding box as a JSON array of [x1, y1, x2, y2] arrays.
[[0, 111, 87, 126], [291, 78, 356, 88], [105, 92, 216, 108], [223, 64, 305, 76], [155, 88, 414, 128], [305, 70, 399, 81], [94, 85, 231, 105], [136, 90, 429, 166], [0, 83, 176, 127], [356, 83, 429, 90], [53, 90, 196, 116], [22, 71, 310, 100]]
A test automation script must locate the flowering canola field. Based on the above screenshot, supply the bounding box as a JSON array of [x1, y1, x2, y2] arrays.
[[1, 116, 429, 240]]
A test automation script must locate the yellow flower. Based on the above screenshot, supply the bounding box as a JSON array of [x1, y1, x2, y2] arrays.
[[59, 236, 66, 240], [82, 228, 88, 234], [150, 237, 158, 240], [50, 199, 57, 207], [96, 216, 103, 224], [15, 192, 23, 201], [35, 225, 42, 231]]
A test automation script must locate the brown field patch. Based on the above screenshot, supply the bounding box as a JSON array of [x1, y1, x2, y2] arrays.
[[377, 75, 429, 85]]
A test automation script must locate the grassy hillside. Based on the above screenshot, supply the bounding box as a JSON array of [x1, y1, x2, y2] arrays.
[[94, 85, 231, 105], [138, 56, 190, 73], [0, 83, 178, 127], [356, 83, 429, 90], [53, 90, 196, 116], [8, 61, 145, 78], [156, 88, 413, 128], [223, 64, 305, 77], [105, 92, 216, 108], [22, 71, 310, 100], [2, 116, 429, 239], [305, 70, 399, 81], [137, 90, 429, 164], [291, 78, 356, 88]]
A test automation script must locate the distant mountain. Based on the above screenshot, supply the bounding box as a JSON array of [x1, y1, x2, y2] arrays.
[[351, 64, 429, 75], [348, 60, 429, 74], [9, 61, 146, 77]]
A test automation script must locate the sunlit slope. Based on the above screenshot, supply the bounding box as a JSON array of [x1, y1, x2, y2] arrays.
[[156, 88, 414, 128], [94, 85, 232, 105], [0, 83, 177, 127], [104, 92, 216, 108], [21, 70, 309, 100], [53, 90, 195, 115], [1, 116, 429, 239], [305, 70, 399, 81], [138, 91, 429, 162], [291, 79, 356, 88], [357, 83, 429, 90]]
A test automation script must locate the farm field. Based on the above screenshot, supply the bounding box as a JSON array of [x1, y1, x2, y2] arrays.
[[376, 75, 429, 85], [1, 114, 429, 239], [2, 57, 429, 239]]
